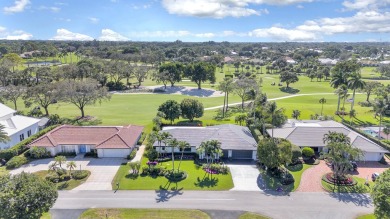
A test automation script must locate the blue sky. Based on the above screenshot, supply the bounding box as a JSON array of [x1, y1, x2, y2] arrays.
[[1, 0, 389, 42]]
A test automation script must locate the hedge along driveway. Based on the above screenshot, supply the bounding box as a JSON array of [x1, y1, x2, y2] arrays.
[[112, 159, 234, 190]]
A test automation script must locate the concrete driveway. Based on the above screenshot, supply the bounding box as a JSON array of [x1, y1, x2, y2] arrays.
[[10, 157, 125, 190], [228, 162, 262, 191]]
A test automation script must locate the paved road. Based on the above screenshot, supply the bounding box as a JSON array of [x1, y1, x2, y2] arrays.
[[53, 190, 373, 219]]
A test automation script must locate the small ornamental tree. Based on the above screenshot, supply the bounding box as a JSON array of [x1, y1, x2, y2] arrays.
[[302, 147, 314, 158], [371, 169, 390, 218], [158, 100, 181, 124], [180, 98, 204, 122], [257, 138, 292, 170]]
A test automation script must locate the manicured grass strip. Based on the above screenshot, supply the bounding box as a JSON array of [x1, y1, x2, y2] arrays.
[[286, 163, 312, 191], [356, 214, 376, 219], [79, 208, 210, 219], [40, 212, 51, 219], [33, 170, 91, 190], [112, 159, 233, 190], [321, 175, 373, 193], [239, 212, 271, 219]]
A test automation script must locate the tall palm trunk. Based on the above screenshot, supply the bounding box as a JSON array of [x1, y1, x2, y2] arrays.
[[350, 89, 356, 111], [171, 146, 175, 171], [226, 91, 229, 111], [178, 150, 184, 171], [222, 92, 226, 117], [337, 95, 341, 112], [379, 114, 382, 140]]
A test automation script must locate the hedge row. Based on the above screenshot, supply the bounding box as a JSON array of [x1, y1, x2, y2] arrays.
[[0, 125, 60, 161], [342, 122, 390, 152]]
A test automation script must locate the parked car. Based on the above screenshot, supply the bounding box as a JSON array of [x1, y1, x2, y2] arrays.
[[372, 172, 380, 181]]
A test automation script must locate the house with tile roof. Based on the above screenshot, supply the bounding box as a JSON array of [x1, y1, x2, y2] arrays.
[[0, 103, 41, 150], [267, 120, 388, 161], [154, 124, 257, 160], [28, 124, 144, 158]]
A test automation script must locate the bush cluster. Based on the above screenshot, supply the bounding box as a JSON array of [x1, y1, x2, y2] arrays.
[[56, 152, 76, 157], [28, 147, 51, 159], [0, 125, 59, 161], [106, 81, 126, 91], [358, 101, 372, 107], [302, 147, 315, 158], [84, 150, 98, 158], [5, 156, 28, 169], [202, 164, 229, 175], [141, 165, 166, 176], [164, 170, 187, 182], [71, 170, 89, 180], [267, 167, 295, 185]]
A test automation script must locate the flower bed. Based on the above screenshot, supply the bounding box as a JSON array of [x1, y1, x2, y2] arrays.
[[322, 173, 357, 186], [202, 164, 229, 175]]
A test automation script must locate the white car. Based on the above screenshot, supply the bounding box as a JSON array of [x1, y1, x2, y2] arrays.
[[372, 173, 380, 181]]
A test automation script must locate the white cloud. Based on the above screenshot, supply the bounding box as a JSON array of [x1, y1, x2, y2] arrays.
[[342, 0, 389, 11], [249, 27, 317, 41], [98, 29, 129, 41], [51, 29, 94, 41], [194, 33, 215, 38], [0, 28, 33, 40], [88, 17, 99, 24], [161, 0, 300, 18], [296, 4, 304, 8], [128, 30, 192, 38], [3, 0, 30, 14], [38, 6, 61, 12]]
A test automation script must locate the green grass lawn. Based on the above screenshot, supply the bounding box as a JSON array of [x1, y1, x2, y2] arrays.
[[79, 209, 210, 219], [259, 163, 312, 192], [286, 163, 313, 191], [239, 212, 271, 219], [0, 166, 9, 177], [40, 212, 51, 219], [33, 170, 91, 190], [321, 176, 374, 193], [112, 159, 233, 190], [356, 214, 376, 219]]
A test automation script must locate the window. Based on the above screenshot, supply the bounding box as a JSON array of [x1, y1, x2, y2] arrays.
[[27, 130, 32, 137], [184, 147, 192, 152], [162, 147, 165, 151], [19, 134, 24, 141]]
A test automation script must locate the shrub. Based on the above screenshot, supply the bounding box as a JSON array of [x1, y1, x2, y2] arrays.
[[71, 170, 89, 180], [202, 164, 229, 174], [84, 150, 98, 158], [291, 144, 302, 164], [55, 168, 67, 176], [165, 170, 187, 182], [56, 152, 76, 157], [45, 173, 59, 183], [358, 101, 372, 107], [141, 165, 165, 176], [29, 147, 51, 159], [146, 149, 158, 161], [127, 149, 137, 160], [280, 171, 295, 185], [5, 156, 28, 169], [106, 81, 126, 91], [59, 175, 71, 181], [302, 147, 315, 158]]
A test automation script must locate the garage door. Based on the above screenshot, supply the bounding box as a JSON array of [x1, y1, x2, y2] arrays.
[[232, 150, 253, 159], [99, 149, 131, 158], [363, 152, 382, 161], [222, 150, 229, 159]]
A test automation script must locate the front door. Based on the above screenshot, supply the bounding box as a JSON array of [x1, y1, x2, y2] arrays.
[[79, 145, 86, 153]]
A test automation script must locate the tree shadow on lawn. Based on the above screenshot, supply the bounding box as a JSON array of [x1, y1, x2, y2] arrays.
[[286, 163, 303, 172], [57, 182, 69, 190], [125, 173, 139, 180], [279, 87, 300, 94], [155, 182, 184, 203], [257, 173, 293, 197], [194, 173, 219, 188]]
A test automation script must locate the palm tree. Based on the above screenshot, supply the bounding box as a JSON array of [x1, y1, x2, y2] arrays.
[[291, 110, 301, 120], [319, 98, 327, 116], [218, 77, 234, 117], [235, 113, 247, 126], [197, 140, 222, 167], [168, 138, 179, 171], [177, 141, 190, 171], [374, 98, 390, 140], [323, 131, 351, 145], [348, 72, 366, 111], [331, 71, 348, 112], [349, 109, 356, 126], [0, 124, 9, 143], [54, 156, 67, 168], [66, 161, 77, 176], [266, 101, 279, 138]]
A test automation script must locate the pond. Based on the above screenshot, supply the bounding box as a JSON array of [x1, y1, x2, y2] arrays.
[[25, 61, 62, 66]]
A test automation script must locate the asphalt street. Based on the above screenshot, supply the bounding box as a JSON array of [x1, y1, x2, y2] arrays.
[[53, 190, 373, 219]]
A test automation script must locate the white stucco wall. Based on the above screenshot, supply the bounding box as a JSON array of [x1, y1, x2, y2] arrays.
[[0, 123, 39, 150]]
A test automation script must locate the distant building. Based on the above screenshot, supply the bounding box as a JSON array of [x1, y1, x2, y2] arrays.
[[318, 58, 338, 65], [0, 104, 40, 150]]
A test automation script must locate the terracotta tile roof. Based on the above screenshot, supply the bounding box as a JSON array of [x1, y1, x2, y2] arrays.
[[29, 125, 143, 149]]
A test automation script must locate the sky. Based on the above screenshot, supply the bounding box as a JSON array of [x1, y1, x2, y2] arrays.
[[0, 0, 390, 42]]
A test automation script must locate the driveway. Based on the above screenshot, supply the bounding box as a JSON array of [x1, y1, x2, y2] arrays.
[[296, 161, 330, 192], [10, 157, 125, 190], [351, 161, 389, 181], [228, 162, 263, 191]]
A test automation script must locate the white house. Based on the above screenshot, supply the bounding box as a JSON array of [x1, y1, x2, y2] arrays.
[[268, 120, 388, 162], [153, 124, 258, 160], [28, 124, 144, 158], [0, 103, 40, 150]]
